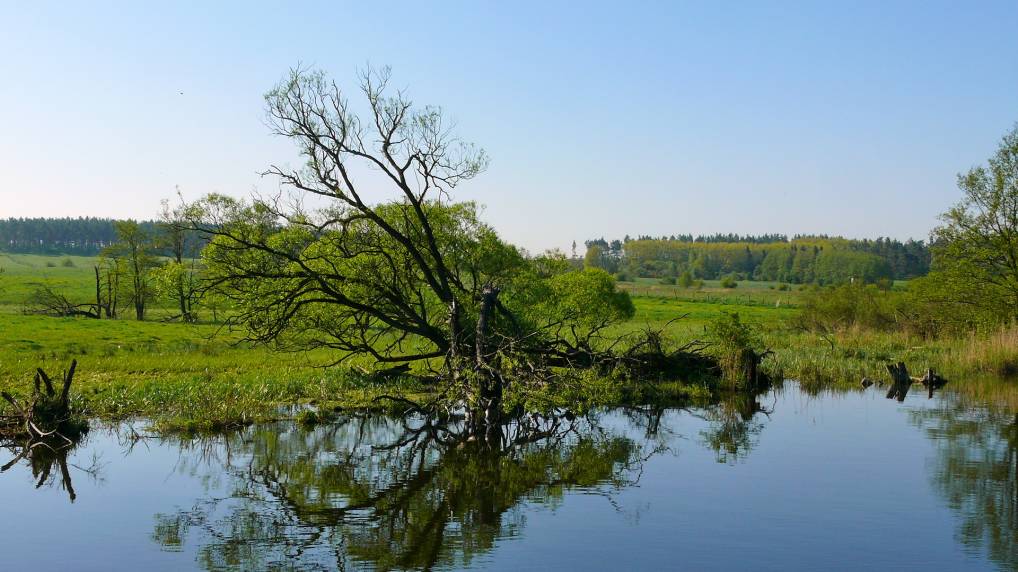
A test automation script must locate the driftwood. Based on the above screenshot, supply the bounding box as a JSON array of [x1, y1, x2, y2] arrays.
[[1, 360, 85, 442], [1, 360, 88, 503], [884, 362, 947, 401]]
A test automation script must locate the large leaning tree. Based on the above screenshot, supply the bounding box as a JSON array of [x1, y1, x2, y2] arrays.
[[186, 67, 636, 426]]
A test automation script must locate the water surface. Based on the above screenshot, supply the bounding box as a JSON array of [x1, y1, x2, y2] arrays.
[[2, 382, 1016, 571]]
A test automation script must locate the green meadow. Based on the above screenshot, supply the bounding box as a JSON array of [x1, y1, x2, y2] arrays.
[[2, 252, 1016, 430]]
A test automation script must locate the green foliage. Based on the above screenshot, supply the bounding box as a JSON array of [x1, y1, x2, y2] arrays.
[[0, 216, 147, 255], [677, 270, 694, 288], [924, 124, 1018, 326], [104, 220, 158, 320], [530, 250, 572, 278], [797, 282, 904, 333], [583, 239, 623, 273], [706, 312, 764, 385], [659, 275, 676, 285], [618, 236, 920, 284], [536, 268, 635, 330], [719, 274, 738, 289]]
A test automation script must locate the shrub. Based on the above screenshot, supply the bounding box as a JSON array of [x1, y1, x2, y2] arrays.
[[719, 274, 738, 289], [777, 283, 790, 291], [797, 282, 904, 333], [677, 270, 694, 288], [707, 312, 764, 386], [61, 257, 75, 267], [659, 275, 676, 285]]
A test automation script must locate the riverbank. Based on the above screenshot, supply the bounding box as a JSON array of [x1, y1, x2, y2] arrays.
[[2, 310, 1017, 432]]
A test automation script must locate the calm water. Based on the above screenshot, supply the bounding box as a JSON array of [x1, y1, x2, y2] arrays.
[[2, 382, 1016, 571]]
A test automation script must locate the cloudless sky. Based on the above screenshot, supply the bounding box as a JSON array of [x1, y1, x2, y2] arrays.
[[2, 1, 1016, 252]]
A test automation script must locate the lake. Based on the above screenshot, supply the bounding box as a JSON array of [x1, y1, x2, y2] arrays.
[[2, 381, 1016, 571]]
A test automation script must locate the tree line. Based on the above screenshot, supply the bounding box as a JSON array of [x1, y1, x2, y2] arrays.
[[0, 217, 162, 255], [584, 235, 930, 284]]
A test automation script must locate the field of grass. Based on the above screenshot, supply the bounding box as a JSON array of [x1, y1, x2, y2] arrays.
[[2, 253, 1016, 429], [0, 253, 101, 311], [617, 276, 805, 308]]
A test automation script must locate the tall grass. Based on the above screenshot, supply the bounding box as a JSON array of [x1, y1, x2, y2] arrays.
[[944, 326, 1018, 378], [762, 328, 945, 391]]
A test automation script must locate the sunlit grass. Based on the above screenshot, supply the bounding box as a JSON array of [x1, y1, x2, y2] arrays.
[[3, 253, 1017, 428]]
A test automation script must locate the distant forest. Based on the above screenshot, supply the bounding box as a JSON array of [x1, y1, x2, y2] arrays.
[[0, 217, 160, 254], [584, 234, 931, 284], [0, 218, 931, 285]]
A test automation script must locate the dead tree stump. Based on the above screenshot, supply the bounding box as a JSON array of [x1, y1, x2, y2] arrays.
[[918, 368, 947, 398], [1, 359, 84, 441], [884, 363, 947, 401], [885, 362, 912, 401]]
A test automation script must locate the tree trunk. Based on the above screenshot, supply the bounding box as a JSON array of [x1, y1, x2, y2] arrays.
[[474, 285, 502, 430], [447, 298, 463, 383], [178, 288, 187, 321], [94, 266, 102, 319], [885, 362, 912, 401]]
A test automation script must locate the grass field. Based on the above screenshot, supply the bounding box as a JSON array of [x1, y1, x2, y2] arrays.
[[618, 276, 804, 308], [0, 253, 101, 311], [2, 253, 1016, 429]]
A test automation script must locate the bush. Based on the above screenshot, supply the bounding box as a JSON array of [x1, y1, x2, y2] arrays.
[[719, 275, 738, 289], [797, 283, 904, 333], [45, 261, 56, 267], [614, 271, 630, 282], [659, 275, 676, 285], [777, 283, 789, 291], [677, 270, 694, 288], [707, 312, 764, 386], [60, 257, 75, 267]]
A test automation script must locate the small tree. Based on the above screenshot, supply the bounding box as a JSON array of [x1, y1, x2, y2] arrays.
[[156, 195, 202, 322], [95, 254, 124, 318], [107, 221, 154, 320]]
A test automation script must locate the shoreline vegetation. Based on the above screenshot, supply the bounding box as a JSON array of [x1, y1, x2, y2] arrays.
[[1, 255, 1016, 432]]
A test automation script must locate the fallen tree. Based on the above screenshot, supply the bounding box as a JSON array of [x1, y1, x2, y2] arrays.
[[24, 284, 100, 318]]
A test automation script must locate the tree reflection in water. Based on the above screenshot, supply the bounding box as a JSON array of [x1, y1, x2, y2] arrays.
[[911, 396, 1018, 571], [1, 433, 101, 503], [698, 392, 771, 463], [152, 410, 659, 571]]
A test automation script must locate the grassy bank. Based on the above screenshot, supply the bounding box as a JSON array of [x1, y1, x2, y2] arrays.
[[2, 253, 1017, 430]]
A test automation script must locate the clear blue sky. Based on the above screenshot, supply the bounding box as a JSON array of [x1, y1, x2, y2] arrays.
[[2, 1, 1016, 252]]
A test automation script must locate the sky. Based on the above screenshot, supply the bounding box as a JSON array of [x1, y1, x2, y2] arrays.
[[2, 1, 1017, 253]]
